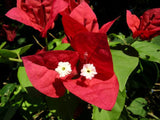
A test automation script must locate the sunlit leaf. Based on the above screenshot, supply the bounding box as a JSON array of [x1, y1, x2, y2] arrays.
[[48, 38, 62, 50], [54, 43, 70, 50], [132, 41, 160, 63], [17, 66, 32, 92], [151, 35, 160, 46], [111, 50, 139, 91]]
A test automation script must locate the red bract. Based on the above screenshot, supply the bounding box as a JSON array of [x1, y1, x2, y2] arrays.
[[62, 1, 119, 42], [126, 8, 160, 40], [5, 0, 68, 37], [63, 32, 119, 110], [2, 24, 17, 42], [22, 50, 79, 98]]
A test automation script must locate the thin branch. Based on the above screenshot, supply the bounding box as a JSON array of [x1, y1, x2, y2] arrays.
[[9, 57, 22, 62], [147, 112, 160, 120], [33, 35, 44, 49], [49, 32, 56, 39]]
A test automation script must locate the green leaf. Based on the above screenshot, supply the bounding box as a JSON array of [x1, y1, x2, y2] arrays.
[[0, 84, 16, 107], [0, 44, 32, 63], [17, 66, 32, 92], [151, 35, 160, 46], [132, 41, 160, 63], [12, 44, 33, 55], [48, 41, 54, 50], [54, 43, 70, 50], [127, 98, 147, 117], [92, 89, 126, 120], [109, 41, 121, 47], [0, 49, 17, 58], [48, 38, 62, 50], [111, 50, 139, 91], [48, 37, 70, 50], [109, 33, 127, 44]]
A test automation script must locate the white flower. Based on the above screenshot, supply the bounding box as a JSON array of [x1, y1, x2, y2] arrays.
[[55, 62, 72, 77], [80, 63, 97, 80]]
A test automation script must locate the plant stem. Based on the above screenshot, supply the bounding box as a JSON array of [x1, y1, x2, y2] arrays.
[[33, 35, 44, 49], [147, 112, 160, 120], [49, 32, 56, 39], [9, 57, 22, 62]]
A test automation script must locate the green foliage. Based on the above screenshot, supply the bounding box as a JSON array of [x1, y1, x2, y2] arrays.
[[48, 36, 70, 50], [111, 49, 139, 92], [0, 44, 32, 63], [0, 84, 16, 107], [127, 98, 147, 117], [17, 66, 32, 92], [132, 41, 160, 63]]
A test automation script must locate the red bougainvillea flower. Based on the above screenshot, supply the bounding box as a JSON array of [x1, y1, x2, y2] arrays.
[[23, 32, 119, 110], [5, 0, 68, 37], [2, 24, 17, 42], [61, 1, 119, 42], [22, 50, 79, 98], [62, 32, 119, 110], [126, 8, 160, 40]]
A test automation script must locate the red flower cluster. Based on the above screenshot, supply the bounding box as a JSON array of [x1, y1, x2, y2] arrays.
[[21, 1, 119, 110], [126, 8, 160, 40], [22, 31, 119, 110], [5, 0, 67, 37], [5, 0, 89, 37]]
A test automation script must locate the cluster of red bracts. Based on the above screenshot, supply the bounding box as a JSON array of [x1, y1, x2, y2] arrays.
[[126, 8, 160, 40], [5, 0, 160, 110]]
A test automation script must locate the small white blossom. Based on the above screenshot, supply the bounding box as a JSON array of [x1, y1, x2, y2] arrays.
[[55, 62, 72, 77], [80, 63, 97, 80]]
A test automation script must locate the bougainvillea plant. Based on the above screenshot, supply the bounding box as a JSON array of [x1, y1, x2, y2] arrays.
[[0, 0, 160, 120]]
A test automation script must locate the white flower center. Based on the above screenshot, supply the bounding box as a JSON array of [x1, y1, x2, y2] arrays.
[[80, 63, 97, 80], [55, 62, 72, 77]]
